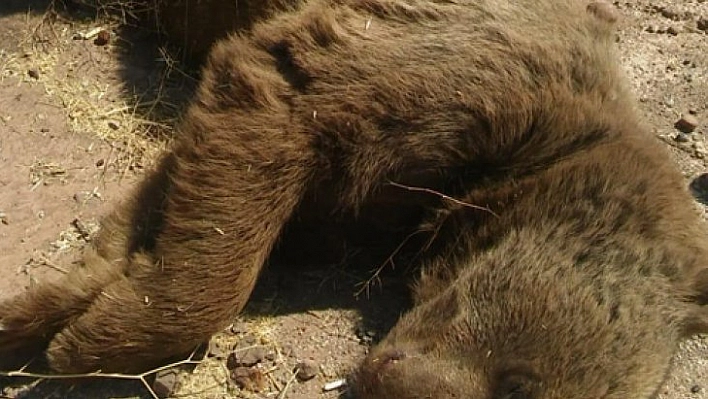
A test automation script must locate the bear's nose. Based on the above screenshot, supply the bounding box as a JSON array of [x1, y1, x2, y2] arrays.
[[368, 348, 407, 370], [349, 347, 410, 398]]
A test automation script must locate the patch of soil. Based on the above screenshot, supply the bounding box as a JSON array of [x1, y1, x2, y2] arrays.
[[0, 1, 707, 399], [0, 78, 132, 294]]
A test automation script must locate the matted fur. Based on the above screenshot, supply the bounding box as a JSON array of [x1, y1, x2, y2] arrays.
[[1, 0, 707, 398]]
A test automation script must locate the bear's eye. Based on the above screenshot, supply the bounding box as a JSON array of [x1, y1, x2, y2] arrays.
[[493, 369, 540, 399], [498, 384, 530, 399]]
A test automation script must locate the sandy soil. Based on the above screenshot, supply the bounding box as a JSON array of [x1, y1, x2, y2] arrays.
[[0, 1, 706, 398]]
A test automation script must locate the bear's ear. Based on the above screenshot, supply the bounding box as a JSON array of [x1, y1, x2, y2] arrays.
[[681, 268, 708, 337]]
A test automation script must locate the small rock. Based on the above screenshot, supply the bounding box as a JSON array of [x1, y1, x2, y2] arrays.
[[230, 367, 266, 392], [152, 369, 179, 398], [0, 212, 8, 225], [95, 159, 105, 167], [675, 114, 700, 133], [227, 346, 267, 369], [646, 25, 656, 33], [691, 385, 702, 394], [73, 192, 89, 203], [93, 30, 111, 46], [107, 120, 120, 130], [295, 359, 319, 381], [72, 218, 93, 240], [356, 325, 378, 344], [243, 334, 257, 344], [659, 7, 680, 20], [675, 133, 691, 143], [698, 18, 708, 32], [27, 69, 40, 79], [230, 321, 249, 335], [689, 173, 708, 205], [666, 26, 679, 35], [207, 339, 228, 359], [586, 2, 618, 23]]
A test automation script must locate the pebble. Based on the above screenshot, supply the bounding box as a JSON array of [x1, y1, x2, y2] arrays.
[[659, 7, 681, 20], [666, 26, 679, 35], [230, 367, 266, 392], [243, 334, 257, 344], [93, 30, 111, 46], [698, 18, 708, 32], [227, 346, 267, 369], [691, 384, 702, 394], [355, 325, 378, 344], [207, 339, 228, 359], [675, 133, 691, 143], [692, 142, 707, 159], [689, 173, 708, 205], [229, 320, 249, 335], [27, 69, 40, 79], [675, 114, 700, 133], [152, 369, 179, 398], [73, 192, 90, 203], [295, 359, 319, 381], [586, 2, 618, 23]]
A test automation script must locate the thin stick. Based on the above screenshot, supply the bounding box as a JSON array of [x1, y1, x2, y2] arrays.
[[0, 347, 205, 399], [354, 229, 424, 298], [387, 181, 500, 218], [277, 369, 299, 399], [36, 255, 69, 274]]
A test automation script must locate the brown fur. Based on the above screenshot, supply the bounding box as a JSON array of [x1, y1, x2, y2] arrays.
[[153, 0, 302, 61], [1, 0, 707, 398]]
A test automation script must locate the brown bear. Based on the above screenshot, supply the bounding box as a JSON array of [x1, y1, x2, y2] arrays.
[[1, 1, 707, 398]]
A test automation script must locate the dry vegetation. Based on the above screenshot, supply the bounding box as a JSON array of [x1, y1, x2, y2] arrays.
[[0, 0, 183, 174]]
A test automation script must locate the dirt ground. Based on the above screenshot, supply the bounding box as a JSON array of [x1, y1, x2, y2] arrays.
[[0, 1, 706, 398]]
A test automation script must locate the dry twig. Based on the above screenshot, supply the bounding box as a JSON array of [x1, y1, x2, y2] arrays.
[[387, 180, 500, 218], [0, 347, 204, 399]]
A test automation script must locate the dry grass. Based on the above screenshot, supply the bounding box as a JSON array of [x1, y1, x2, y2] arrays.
[[0, 0, 184, 176], [0, 349, 204, 399]]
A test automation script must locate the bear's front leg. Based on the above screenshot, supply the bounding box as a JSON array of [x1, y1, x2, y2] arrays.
[[43, 101, 317, 372]]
